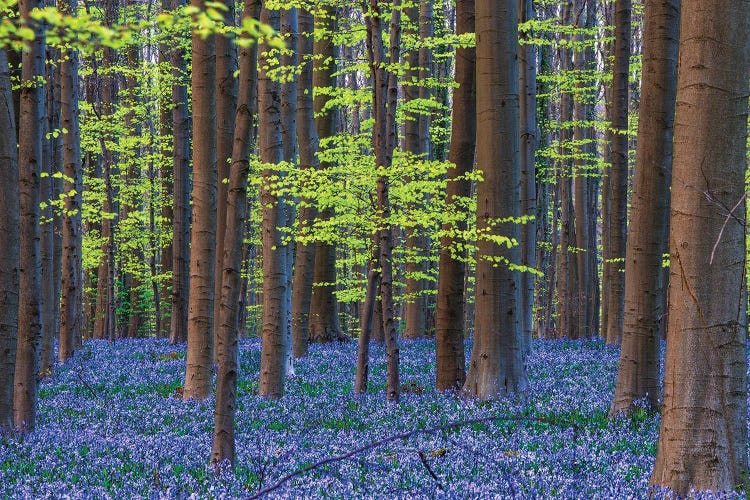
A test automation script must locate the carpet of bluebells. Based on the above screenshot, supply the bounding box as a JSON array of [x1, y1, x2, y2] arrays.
[[0, 337, 744, 498]]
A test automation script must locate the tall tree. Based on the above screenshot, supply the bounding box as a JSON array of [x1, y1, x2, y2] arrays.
[[183, 0, 218, 400], [650, 0, 749, 492], [258, 5, 288, 398], [212, 0, 260, 466], [169, 0, 192, 345], [462, 0, 527, 399], [518, 0, 537, 350], [365, 0, 402, 402], [309, 3, 343, 343], [402, 0, 432, 339], [611, 0, 679, 415], [92, 0, 119, 342], [604, 0, 631, 345], [435, 0, 475, 392], [0, 48, 19, 437], [280, 6, 297, 377], [212, 0, 238, 359], [58, 0, 83, 362], [14, 0, 45, 432], [290, 6, 319, 358]]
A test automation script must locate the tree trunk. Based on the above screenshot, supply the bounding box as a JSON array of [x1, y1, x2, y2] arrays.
[[169, 0, 192, 345], [58, 0, 83, 362], [0, 48, 19, 437], [184, 0, 218, 400], [611, 0, 678, 415], [572, 0, 593, 340], [354, 268, 380, 394], [212, 0, 259, 466], [650, 0, 749, 492], [280, 6, 297, 378], [14, 0, 45, 432], [366, 0, 402, 402], [291, 7, 319, 358], [309, 5, 343, 343], [213, 0, 238, 361], [40, 52, 59, 377], [258, 5, 288, 399], [462, 0, 527, 399], [518, 0, 537, 351], [435, 0, 474, 392], [604, 0, 631, 345]]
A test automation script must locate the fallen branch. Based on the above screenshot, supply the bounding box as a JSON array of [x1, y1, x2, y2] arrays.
[[247, 414, 580, 499]]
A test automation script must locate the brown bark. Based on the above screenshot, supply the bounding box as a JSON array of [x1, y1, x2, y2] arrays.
[[184, 0, 217, 400], [40, 53, 59, 376], [354, 268, 380, 394], [212, 0, 238, 360], [365, 0, 402, 402], [14, 0, 45, 432], [290, 7, 319, 358], [604, 0, 631, 345], [0, 48, 19, 436], [611, 0, 678, 415], [518, 0, 537, 350], [309, 5, 343, 343], [650, 0, 748, 492], [462, 0, 527, 399], [258, 6, 288, 399], [280, 7, 297, 377], [212, 0, 260, 466], [435, 0, 474, 392], [169, 0, 191, 345], [159, 0, 173, 338], [58, 0, 83, 362]]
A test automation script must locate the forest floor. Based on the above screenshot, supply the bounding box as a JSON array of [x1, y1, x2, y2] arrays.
[[0, 337, 744, 498]]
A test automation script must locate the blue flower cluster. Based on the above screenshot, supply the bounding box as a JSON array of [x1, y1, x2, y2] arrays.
[[0, 338, 745, 498]]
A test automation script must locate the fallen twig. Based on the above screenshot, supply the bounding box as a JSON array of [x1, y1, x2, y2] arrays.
[[247, 414, 580, 499]]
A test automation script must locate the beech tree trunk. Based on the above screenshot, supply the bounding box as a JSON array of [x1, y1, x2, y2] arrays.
[[184, 0, 217, 400], [309, 5, 343, 343], [169, 0, 191, 345], [258, 5, 288, 398], [58, 0, 83, 362], [212, 0, 259, 466], [290, 7, 319, 358], [212, 0, 237, 361], [462, 0, 527, 399], [604, 0, 631, 345], [280, 7, 297, 378], [435, 0, 474, 392], [14, 0, 45, 432], [650, 0, 749, 492], [611, 0, 679, 415], [0, 48, 19, 437]]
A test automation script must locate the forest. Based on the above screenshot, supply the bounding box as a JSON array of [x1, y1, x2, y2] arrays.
[[0, 0, 748, 497]]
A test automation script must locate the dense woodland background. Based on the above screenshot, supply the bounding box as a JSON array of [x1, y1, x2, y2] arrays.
[[0, 0, 749, 496]]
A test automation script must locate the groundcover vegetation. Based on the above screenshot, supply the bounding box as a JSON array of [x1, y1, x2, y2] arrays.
[[0, 338, 743, 498]]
